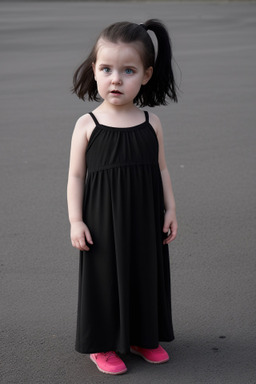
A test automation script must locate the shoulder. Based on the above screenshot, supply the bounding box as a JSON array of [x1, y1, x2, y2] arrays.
[[73, 113, 95, 143], [148, 112, 163, 136], [74, 113, 95, 132]]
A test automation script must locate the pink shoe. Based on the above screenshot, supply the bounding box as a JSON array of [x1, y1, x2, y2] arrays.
[[90, 351, 127, 375], [130, 345, 169, 364]]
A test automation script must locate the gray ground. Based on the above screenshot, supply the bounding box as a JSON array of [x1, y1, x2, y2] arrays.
[[1, 2, 256, 383]]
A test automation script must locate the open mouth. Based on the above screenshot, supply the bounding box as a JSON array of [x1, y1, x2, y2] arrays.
[[111, 90, 122, 94]]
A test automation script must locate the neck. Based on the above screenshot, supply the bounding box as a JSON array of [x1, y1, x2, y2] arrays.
[[100, 100, 137, 114], [93, 102, 145, 128]]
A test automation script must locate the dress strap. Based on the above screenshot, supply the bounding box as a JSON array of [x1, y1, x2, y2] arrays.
[[89, 112, 99, 126], [144, 111, 149, 123]]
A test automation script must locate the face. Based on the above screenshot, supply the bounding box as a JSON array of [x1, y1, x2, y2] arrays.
[[92, 40, 153, 107]]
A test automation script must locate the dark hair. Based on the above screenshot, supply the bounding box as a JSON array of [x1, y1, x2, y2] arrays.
[[72, 19, 178, 107]]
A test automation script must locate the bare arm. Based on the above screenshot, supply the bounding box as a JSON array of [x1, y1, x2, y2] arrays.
[[150, 113, 178, 244], [67, 114, 94, 251]]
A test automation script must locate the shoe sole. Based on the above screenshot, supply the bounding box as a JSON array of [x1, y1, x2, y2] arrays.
[[130, 347, 169, 364], [90, 354, 127, 375]]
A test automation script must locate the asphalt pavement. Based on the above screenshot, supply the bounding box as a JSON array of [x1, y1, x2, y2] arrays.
[[1, 1, 256, 383]]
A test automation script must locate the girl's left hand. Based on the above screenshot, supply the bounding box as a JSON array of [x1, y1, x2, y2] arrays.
[[163, 209, 178, 244]]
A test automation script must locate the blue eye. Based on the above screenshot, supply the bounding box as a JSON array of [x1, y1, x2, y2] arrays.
[[102, 67, 111, 73], [125, 68, 134, 75]]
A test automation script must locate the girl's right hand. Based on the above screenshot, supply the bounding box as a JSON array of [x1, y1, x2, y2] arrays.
[[70, 221, 93, 251]]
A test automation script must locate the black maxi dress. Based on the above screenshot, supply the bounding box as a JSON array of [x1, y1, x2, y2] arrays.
[[76, 111, 174, 354]]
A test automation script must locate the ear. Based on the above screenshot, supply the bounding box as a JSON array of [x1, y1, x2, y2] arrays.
[[142, 66, 153, 85], [92, 62, 96, 81]]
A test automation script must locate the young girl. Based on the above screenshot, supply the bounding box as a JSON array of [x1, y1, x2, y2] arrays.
[[67, 19, 178, 375]]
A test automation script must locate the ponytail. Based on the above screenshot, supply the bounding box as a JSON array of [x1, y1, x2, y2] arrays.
[[141, 19, 178, 106]]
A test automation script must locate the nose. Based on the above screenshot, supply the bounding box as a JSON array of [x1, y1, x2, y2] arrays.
[[111, 71, 122, 85]]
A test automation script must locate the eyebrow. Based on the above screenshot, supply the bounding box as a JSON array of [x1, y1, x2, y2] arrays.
[[98, 63, 138, 69]]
